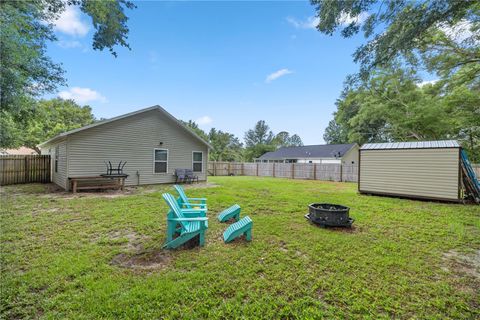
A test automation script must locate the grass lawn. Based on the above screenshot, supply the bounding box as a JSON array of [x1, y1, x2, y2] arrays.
[[1, 177, 479, 319]]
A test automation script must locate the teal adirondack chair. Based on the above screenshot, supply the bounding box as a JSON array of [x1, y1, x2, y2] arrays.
[[174, 185, 207, 211], [223, 216, 253, 243], [162, 193, 208, 249]]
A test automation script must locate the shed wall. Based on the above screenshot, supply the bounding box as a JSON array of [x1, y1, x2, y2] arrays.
[[359, 148, 459, 200]]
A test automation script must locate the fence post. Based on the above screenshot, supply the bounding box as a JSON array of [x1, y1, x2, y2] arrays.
[[273, 163, 276, 178], [339, 163, 343, 182], [291, 163, 295, 179], [241, 163, 244, 176], [228, 162, 231, 175], [256, 163, 259, 176], [313, 163, 317, 180], [214, 161, 217, 176]]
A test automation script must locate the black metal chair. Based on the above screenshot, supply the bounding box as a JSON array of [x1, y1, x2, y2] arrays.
[[104, 161, 127, 175], [185, 169, 199, 184], [175, 169, 187, 183]]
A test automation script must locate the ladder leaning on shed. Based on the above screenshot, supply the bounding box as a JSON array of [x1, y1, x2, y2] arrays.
[[460, 150, 480, 203]]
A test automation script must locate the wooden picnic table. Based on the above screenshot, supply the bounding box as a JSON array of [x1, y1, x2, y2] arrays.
[[69, 175, 127, 193]]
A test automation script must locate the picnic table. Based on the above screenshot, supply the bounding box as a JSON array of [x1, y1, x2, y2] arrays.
[[69, 175, 128, 193]]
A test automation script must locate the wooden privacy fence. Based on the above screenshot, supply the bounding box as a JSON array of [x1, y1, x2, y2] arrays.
[[0, 155, 51, 185], [208, 162, 358, 182]]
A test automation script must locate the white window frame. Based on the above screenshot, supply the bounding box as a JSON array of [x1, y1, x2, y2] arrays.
[[192, 151, 203, 173], [153, 148, 169, 174]]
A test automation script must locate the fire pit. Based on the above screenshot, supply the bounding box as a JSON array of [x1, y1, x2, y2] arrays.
[[305, 203, 354, 227]]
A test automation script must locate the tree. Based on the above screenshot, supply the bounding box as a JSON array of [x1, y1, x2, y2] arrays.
[[1, 0, 135, 113], [311, 0, 479, 80], [323, 119, 348, 144], [244, 120, 274, 148], [274, 131, 304, 147], [22, 99, 96, 153], [181, 120, 209, 141], [208, 129, 244, 162]]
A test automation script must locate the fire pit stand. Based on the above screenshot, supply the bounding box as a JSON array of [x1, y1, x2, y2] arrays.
[[305, 203, 354, 228]]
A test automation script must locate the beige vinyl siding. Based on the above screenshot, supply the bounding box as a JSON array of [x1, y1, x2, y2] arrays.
[[342, 145, 359, 165], [41, 140, 68, 189], [359, 148, 459, 200], [65, 109, 208, 188]]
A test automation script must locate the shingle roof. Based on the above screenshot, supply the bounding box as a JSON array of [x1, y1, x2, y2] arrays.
[[361, 140, 460, 150], [38, 105, 212, 149], [258, 144, 357, 160]]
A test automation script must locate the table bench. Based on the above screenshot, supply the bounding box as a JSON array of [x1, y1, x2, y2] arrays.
[[69, 176, 127, 193]]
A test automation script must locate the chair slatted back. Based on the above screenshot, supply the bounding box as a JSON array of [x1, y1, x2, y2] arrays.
[[162, 193, 188, 230], [174, 185, 191, 208]]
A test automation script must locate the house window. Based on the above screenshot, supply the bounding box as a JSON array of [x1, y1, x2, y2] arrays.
[[193, 151, 203, 172], [154, 149, 168, 173], [55, 146, 59, 173]]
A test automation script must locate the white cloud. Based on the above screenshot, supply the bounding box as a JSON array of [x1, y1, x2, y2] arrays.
[[58, 87, 107, 104], [265, 69, 293, 83], [286, 16, 319, 29], [339, 12, 370, 26], [286, 11, 369, 30], [54, 6, 89, 37], [439, 20, 477, 43], [196, 116, 213, 126], [417, 79, 438, 87]]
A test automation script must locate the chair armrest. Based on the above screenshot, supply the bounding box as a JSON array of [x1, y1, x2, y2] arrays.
[[168, 217, 208, 222], [182, 208, 207, 213], [188, 198, 207, 201]]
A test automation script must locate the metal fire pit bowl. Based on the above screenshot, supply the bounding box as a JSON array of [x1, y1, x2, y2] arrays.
[[305, 203, 354, 227]]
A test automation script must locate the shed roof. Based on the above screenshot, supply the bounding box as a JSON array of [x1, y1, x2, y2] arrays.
[[38, 105, 212, 149], [361, 140, 460, 150], [258, 144, 357, 160]]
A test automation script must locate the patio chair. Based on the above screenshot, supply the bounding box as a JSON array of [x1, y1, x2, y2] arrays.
[[174, 185, 207, 211], [162, 193, 208, 249], [175, 169, 187, 183], [185, 169, 199, 183]]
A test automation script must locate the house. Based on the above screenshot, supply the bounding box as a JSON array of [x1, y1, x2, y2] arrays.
[[255, 143, 359, 165], [0, 147, 38, 155], [38, 106, 211, 190], [359, 140, 462, 202]]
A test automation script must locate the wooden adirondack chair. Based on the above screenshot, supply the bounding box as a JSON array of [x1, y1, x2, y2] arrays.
[[162, 193, 208, 249], [174, 185, 207, 211]]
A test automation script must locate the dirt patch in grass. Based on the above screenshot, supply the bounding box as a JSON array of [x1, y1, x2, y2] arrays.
[[111, 250, 173, 271], [442, 249, 480, 280]]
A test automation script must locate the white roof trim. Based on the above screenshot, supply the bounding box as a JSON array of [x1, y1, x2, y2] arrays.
[[38, 105, 212, 149]]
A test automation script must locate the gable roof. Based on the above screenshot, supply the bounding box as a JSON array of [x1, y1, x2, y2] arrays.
[[38, 105, 212, 149], [361, 140, 460, 150], [258, 144, 357, 160]]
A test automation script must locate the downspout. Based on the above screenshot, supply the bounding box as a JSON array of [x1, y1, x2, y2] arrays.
[[136, 170, 140, 186]]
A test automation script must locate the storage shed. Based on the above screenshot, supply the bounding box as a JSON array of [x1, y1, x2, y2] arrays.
[[359, 140, 462, 202]]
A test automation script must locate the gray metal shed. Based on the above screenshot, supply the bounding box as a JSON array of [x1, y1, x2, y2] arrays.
[[359, 140, 462, 202]]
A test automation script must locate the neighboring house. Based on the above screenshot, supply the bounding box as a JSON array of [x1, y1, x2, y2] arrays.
[[38, 106, 211, 190], [255, 144, 359, 165], [0, 147, 38, 155]]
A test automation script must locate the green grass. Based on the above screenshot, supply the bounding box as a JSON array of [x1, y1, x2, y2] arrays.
[[1, 177, 479, 319]]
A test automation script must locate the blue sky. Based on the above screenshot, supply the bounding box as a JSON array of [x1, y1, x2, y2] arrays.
[[46, 1, 368, 145]]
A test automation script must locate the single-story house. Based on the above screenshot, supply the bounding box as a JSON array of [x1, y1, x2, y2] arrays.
[[39, 106, 211, 190], [255, 143, 359, 165], [359, 140, 462, 202]]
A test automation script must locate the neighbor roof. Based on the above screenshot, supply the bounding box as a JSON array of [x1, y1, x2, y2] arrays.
[[258, 144, 357, 160], [38, 105, 212, 149], [361, 140, 460, 150]]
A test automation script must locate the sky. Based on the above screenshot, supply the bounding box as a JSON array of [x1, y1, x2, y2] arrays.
[[46, 1, 369, 145]]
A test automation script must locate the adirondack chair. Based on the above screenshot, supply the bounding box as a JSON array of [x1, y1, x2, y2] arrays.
[[174, 185, 207, 211], [162, 193, 208, 249], [223, 216, 253, 243]]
